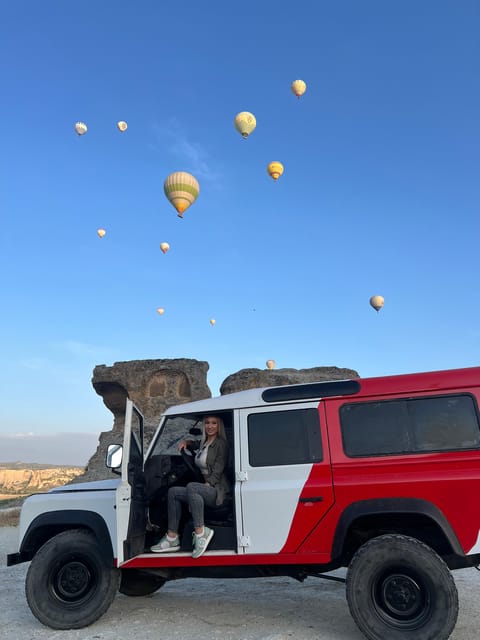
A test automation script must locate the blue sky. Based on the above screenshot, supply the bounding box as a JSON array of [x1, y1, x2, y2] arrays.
[[0, 1, 479, 463]]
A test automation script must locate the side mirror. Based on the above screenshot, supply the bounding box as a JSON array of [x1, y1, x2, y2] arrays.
[[189, 427, 202, 436], [106, 444, 123, 473]]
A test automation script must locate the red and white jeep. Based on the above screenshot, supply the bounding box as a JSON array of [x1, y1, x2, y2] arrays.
[[8, 366, 480, 639]]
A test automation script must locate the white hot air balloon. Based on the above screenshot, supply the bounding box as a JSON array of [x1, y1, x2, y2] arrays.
[[75, 122, 87, 136], [160, 242, 170, 254], [210, 318, 216, 326], [97, 228, 106, 238], [117, 120, 128, 132], [266, 359, 276, 370], [370, 295, 385, 312], [157, 307, 165, 315]]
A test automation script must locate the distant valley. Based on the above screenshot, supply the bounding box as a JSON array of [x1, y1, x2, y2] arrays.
[[0, 463, 84, 503]]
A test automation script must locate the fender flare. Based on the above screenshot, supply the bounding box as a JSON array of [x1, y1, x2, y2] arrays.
[[19, 510, 114, 563], [331, 498, 464, 559]]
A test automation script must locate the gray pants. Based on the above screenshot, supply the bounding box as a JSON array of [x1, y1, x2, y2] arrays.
[[168, 482, 217, 531]]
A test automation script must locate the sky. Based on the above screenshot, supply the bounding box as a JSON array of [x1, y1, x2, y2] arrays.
[[0, 1, 479, 465]]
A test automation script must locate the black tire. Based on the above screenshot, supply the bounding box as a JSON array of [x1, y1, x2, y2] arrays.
[[346, 534, 458, 640], [119, 569, 166, 596], [25, 529, 120, 629]]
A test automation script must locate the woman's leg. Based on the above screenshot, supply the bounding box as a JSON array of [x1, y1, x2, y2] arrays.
[[186, 482, 217, 532], [167, 485, 188, 535]]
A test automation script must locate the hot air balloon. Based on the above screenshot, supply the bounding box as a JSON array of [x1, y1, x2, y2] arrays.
[[97, 228, 106, 238], [117, 120, 128, 132], [266, 359, 276, 370], [75, 122, 87, 136], [291, 79, 307, 98], [160, 242, 170, 254], [370, 295, 385, 312], [164, 171, 200, 218], [210, 319, 216, 326], [157, 307, 165, 315], [267, 161, 284, 181], [234, 112, 256, 139]]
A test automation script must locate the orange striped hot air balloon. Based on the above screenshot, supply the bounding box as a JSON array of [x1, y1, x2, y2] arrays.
[[164, 172, 200, 218]]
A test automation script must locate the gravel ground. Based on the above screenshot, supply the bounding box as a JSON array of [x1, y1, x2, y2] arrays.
[[1, 526, 479, 640]]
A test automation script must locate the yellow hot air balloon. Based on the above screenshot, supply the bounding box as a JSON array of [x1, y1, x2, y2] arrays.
[[164, 171, 200, 218], [370, 295, 385, 312], [266, 359, 276, 370], [210, 319, 216, 326], [117, 120, 128, 132], [267, 161, 284, 181], [160, 242, 170, 254], [97, 228, 106, 238], [75, 121, 87, 136], [291, 79, 307, 98], [157, 307, 165, 315], [234, 112, 256, 139]]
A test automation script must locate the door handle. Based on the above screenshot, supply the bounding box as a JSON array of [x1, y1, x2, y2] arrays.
[[299, 496, 324, 503]]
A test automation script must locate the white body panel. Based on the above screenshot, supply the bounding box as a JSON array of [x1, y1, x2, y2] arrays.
[[18, 483, 119, 556], [238, 404, 315, 554]]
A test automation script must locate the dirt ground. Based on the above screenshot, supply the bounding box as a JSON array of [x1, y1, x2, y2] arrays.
[[1, 525, 479, 640]]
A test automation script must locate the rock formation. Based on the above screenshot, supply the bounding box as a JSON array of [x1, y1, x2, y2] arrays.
[[220, 366, 359, 395], [80, 358, 211, 481]]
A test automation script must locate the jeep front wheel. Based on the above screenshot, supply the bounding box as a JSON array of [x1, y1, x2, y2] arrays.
[[26, 529, 120, 629], [346, 534, 458, 640]]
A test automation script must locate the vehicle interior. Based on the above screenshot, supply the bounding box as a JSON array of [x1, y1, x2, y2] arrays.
[[143, 410, 236, 552]]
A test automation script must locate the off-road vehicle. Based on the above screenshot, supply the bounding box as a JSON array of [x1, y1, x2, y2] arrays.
[[8, 366, 480, 640]]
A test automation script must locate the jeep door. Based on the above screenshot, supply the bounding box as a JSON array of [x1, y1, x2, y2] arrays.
[[238, 403, 334, 555], [116, 399, 146, 564]]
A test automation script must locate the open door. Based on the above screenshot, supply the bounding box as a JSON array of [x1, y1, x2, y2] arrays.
[[115, 399, 146, 565]]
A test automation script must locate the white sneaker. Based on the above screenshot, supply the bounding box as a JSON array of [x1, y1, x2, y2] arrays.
[[192, 527, 214, 559], [151, 534, 180, 553]]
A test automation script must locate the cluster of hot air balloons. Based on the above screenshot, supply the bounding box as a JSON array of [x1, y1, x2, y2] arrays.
[[75, 120, 128, 240]]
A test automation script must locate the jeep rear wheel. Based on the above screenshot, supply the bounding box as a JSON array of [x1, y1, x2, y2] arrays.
[[119, 569, 166, 596], [26, 529, 119, 629], [346, 534, 458, 640]]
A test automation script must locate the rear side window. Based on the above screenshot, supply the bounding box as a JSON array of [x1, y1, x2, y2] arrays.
[[340, 394, 480, 457], [248, 408, 323, 467]]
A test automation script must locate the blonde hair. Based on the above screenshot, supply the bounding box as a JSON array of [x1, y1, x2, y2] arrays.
[[201, 415, 226, 445]]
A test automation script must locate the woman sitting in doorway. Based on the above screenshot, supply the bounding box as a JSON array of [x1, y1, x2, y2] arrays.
[[151, 414, 229, 559]]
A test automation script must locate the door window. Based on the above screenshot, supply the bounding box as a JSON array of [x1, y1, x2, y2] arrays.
[[247, 408, 322, 467]]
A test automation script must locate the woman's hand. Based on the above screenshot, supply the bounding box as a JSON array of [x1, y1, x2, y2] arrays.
[[177, 439, 190, 452]]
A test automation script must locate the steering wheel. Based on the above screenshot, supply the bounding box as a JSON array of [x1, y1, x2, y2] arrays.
[[180, 447, 199, 476]]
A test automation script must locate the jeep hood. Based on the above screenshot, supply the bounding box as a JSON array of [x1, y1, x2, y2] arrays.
[[49, 478, 121, 493]]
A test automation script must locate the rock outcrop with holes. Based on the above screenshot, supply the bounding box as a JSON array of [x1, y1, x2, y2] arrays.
[[79, 358, 211, 482]]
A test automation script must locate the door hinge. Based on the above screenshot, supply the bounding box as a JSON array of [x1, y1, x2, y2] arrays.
[[235, 470, 248, 482], [238, 535, 251, 548]]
